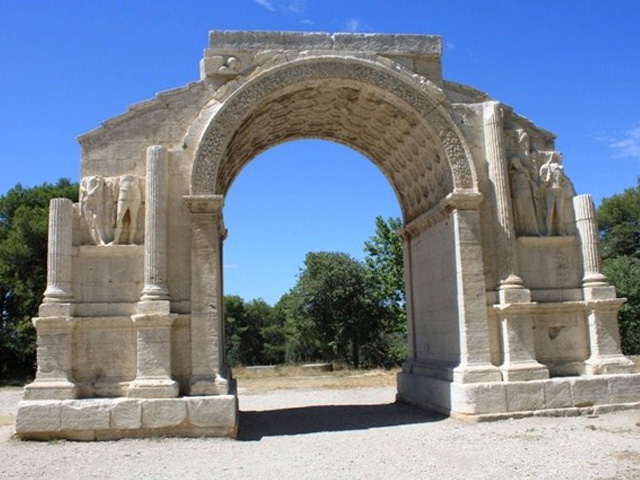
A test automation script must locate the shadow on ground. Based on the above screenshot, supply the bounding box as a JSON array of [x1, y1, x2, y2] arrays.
[[238, 402, 443, 441]]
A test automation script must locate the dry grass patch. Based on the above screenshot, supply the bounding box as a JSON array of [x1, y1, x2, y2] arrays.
[[235, 366, 400, 393]]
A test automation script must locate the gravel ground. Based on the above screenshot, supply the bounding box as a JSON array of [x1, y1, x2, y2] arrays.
[[1, 385, 640, 479]]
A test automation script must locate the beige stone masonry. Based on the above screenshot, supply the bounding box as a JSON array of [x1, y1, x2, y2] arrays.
[[127, 313, 179, 398], [16, 30, 640, 440], [23, 316, 77, 400], [184, 195, 229, 396]]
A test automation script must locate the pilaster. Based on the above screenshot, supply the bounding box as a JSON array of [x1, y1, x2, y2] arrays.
[[184, 195, 230, 395], [448, 192, 502, 383]]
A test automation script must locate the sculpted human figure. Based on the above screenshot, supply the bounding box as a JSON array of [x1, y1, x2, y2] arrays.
[[114, 175, 142, 245], [509, 157, 540, 236], [539, 152, 566, 236], [80, 176, 108, 245]]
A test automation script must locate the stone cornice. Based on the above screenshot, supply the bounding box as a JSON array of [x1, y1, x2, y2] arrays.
[[398, 190, 482, 240], [183, 195, 224, 214]]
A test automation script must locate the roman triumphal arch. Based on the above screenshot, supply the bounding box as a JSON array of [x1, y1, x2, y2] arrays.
[[16, 31, 640, 440]]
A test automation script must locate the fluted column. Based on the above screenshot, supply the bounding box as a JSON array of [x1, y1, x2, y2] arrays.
[[128, 145, 179, 398], [140, 145, 169, 302], [43, 198, 73, 303], [573, 195, 635, 374], [484, 102, 548, 380], [483, 101, 526, 299], [185, 195, 229, 396], [25, 197, 78, 399], [573, 194, 608, 287]]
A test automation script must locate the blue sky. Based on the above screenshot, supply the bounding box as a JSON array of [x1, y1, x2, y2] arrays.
[[1, 1, 639, 304]]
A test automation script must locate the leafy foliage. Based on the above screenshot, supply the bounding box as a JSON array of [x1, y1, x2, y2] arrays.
[[0, 179, 78, 380], [598, 178, 640, 260], [224, 217, 409, 369], [363, 216, 407, 363], [598, 178, 640, 354], [288, 251, 396, 368], [602, 256, 640, 354]]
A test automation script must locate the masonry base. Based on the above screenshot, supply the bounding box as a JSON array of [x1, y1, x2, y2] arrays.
[[397, 371, 640, 421]]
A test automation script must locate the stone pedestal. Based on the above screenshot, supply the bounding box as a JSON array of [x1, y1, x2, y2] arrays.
[[127, 312, 179, 398], [495, 303, 549, 381], [23, 317, 78, 400], [584, 292, 635, 375]]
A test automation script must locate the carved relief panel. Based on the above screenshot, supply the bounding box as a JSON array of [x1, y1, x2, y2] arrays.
[[79, 175, 145, 245], [506, 125, 575, 237]]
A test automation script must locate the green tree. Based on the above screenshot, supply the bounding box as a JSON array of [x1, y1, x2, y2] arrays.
[[291, 251, 394, 368], [278, 290, 327, 364], [598, 178, 640, 260], [260, 297, 286, 365], [224, 295, 276, 366], [598, 178, 640, 354], [363, 216, 407, 365], [602, 256, 640, 354], [364, 216, 405, 325], [0, 179, 78, 380]]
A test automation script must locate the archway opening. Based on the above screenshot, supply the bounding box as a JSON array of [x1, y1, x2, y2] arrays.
[[189, 57, 481, 421], [219, 138, 445, 437]]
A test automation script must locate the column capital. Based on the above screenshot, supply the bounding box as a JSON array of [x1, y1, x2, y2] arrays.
[[184, 195, 224, 214]]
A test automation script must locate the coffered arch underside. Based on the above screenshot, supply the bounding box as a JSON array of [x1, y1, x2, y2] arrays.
[[191, 57, 477, 222]]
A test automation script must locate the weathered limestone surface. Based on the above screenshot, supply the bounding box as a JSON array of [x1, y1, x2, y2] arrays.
[[16, 30, 639, 440]]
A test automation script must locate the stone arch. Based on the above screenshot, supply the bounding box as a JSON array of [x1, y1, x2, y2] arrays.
[[190, 55, 477, 222], [18, 32, 638, 442]]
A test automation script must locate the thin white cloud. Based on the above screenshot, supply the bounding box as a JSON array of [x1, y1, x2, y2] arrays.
[[255, 0, 276, 12], [446, 41, 456, 51], [255, 0, 306, 14], [223, 264, 239, 270], [300, 19, 314, 26], [283, 0, 305, 13], [607, 126, 640, 159], [345, 18, 360, 32]]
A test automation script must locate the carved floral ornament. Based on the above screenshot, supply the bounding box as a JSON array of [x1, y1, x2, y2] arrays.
[[190, 55, 478, 221]]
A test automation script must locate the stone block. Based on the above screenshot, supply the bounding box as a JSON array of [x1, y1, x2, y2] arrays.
[[544, 379, 573, 409], [16, 401, 61, 433], [607, 374, 640, 404], [505, 382, 545, 412], [111, 398, 142, 429], [142, 399, 187, 429], [61, 400, 110, 430], [450, 382, 507, 414], [187, 396, 237, 427], [570, 377, 610, 407]]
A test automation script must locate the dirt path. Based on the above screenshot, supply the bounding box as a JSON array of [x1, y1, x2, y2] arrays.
[[2, 384, 640, 479]]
